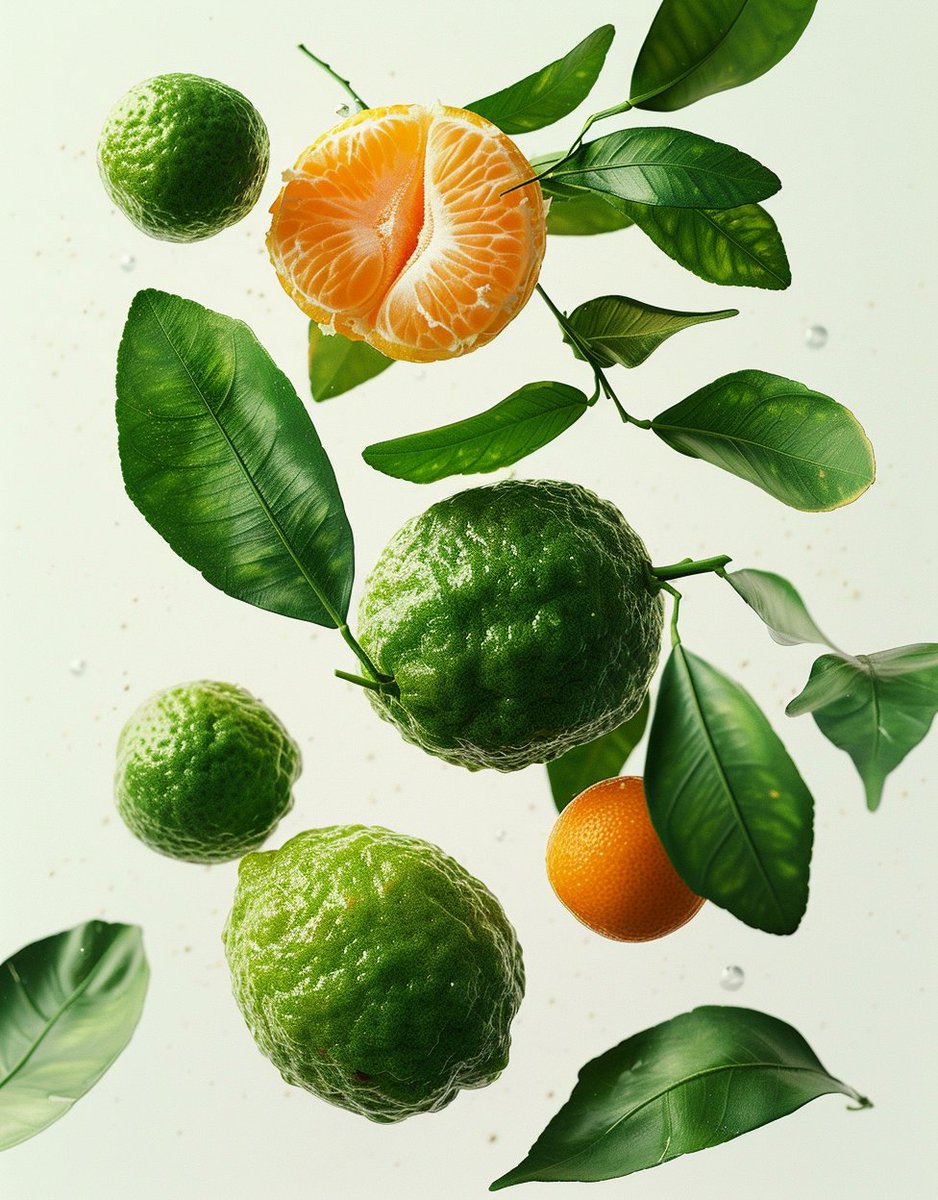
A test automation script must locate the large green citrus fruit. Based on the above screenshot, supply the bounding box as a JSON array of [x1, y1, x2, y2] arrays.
[[223, 825, 524, 1122], [357, 479, 664, 771], [114, 680, 300, 863], [97, 73, 269, 242]]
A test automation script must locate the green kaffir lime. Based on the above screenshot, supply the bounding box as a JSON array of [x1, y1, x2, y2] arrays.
[[223, 825, 524, 1122], [114, 681, 300, 863], [97, 73, 269, 242], [358, 479, 664, 771]]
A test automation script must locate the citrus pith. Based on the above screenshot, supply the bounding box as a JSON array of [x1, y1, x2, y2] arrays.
[[267, 103, 546, 362]]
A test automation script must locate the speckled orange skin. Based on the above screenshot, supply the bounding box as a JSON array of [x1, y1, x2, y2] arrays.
[[546, 776, 705, 942]]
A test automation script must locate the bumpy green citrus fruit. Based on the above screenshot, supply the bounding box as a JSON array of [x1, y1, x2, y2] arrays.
[[223, 825, 524, 1122], [358, 479, 664, 771], [97, 73, 269, 242], [114, 681, 300, 863]]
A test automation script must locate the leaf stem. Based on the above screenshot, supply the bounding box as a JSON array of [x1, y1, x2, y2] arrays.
[[535, 284, 652, 428], [501, 98, 635, 197], [658, 581, 682, 647], [297, 44, 369, 110], [334, 669, 400, 698], [651, 554, 733, 582], [337, 623, 392, 683]]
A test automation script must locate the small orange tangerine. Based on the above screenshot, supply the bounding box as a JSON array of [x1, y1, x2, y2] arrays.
[[546, 776, 705, 943], [267, 103, 546, 363]]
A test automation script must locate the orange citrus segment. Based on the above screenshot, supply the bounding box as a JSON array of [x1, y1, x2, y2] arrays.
[[267, 104, 546, 363]]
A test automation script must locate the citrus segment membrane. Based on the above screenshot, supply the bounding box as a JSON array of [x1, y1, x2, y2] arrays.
[[268, 104, 546, 362]]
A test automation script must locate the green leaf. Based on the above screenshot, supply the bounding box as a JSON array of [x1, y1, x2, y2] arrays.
[[362, 382, 589, 484], [531, 152, 635, 237], [624, 201, 791, 289], [490, 1005, 869, 1188], [0, 921, 148, 1152], [725, 567, 837, 649], [308, 323, 393, 401], [117, 289, 354, 628], [645, 645, 813, 935], [631, 0, 819, 112], [788, 645, 938, 811], [547, 698, 649, 812], [651, 370, 876, 511], [545, 128, 780, 209], [467, 25, 615, 135], [565, 295, 736, 368]]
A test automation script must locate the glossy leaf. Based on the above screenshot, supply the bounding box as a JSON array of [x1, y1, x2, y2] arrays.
[[652, 370, 876, 511], [308, 323, 392, 401], [547, 697, 649, 812], [362, 382, 589, 484], [726, 568, 837, 649], [631, 0, 819, 112], [545, 128, 780, 209], [625, 200, 791, 289], [788, 645, 938, 811], [468, 25, 614, 135], [117, 290, 354, 627], [531, 152, 635, 236], [645, 645, 813, 935], [0, 921, 148, 1152], [566, 295, 736, 368], [491, 1005, 869, 1188]]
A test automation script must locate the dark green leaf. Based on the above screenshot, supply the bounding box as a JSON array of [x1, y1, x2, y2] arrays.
[[652, 370, 876, 511], [467, 25, 614, 135], [117, 289, 354, 628], [624, 201, 791, 289], [645, 645, 813, 935], [547, 698, 649, 812], [491, 1005, 869, 1188], [726, 567, 837, 649], [362, 382, 589, 484], [0, 921, 148, 1152], [566, 295, 736, 368], [545, 128, 780, 209], [308, 323, 393, 401], [631, 0, 819, 112], [788, 645, 938, 811], [531, 152, 635, 237]]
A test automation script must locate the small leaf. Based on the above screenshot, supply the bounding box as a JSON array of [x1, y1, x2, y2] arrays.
[[566, 295, 736, 368], [117, 289, 354, 627], [645, 645, 814, 935], [788, 645, 938, 811], [725, 567, 837, 649], [362, 382, 589, 484], [491, 1005, 869, 1188], [652, 370, 876, 511], [531, 152, 635, 237], [545, 128, 780, 209], [547, 698, 649, 812], [631, 0, 819, 112], [0, 921, 148, 1152], [624, 201, 791, 289], [308, 323, 393, 401], [467, 25, 615, 135]]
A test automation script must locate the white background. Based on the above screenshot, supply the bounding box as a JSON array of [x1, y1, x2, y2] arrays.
[[2, 2, 936, 1197]]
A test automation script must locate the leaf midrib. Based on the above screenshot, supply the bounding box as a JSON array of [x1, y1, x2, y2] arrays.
[[145, 296, 343, 627]]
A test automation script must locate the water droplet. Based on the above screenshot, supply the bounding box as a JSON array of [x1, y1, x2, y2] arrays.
[[120, 254, 136, 273], [494, 830, 507, 843], [805, 324, 828, 349], [334, 103, 350, 118], [720, 964, 745, 991], [68, 658, 87, 677]]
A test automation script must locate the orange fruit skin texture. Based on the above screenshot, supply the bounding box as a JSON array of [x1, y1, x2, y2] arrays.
[[267, 104, 547, 363], [546, 777, 705, 943]]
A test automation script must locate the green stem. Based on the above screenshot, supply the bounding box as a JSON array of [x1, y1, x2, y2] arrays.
[[651, 554, 733, 582], [334, 669, 400, 699], [501, 98, 635, 197], [658, 581, 683, 647], [338, 623, 392, 682], [535, 284, 652, 428], [297, 44, 369, 110]]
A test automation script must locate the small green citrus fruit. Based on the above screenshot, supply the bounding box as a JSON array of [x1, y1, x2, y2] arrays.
[[223, 825, 524, 1122], [358, 479, 664, 771], [97, 73, 269, 242], [114, 680, 300, 863]]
